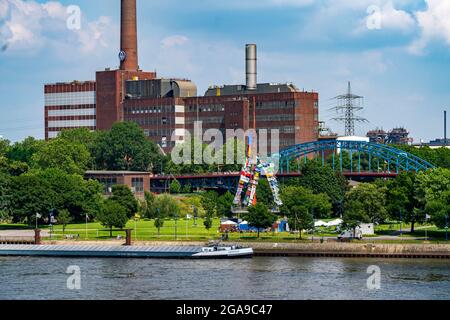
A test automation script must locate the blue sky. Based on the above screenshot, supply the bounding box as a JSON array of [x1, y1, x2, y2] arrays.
[[1, 0, 449, 142]]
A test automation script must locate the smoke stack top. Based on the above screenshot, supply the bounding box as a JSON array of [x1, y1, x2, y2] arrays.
[[246, 44, 257, 91], [120, 0, 138, 71]]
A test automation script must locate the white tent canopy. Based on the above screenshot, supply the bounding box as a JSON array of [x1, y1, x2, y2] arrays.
[[314, 220, 328, 227], [221, 220, 238, 225], [326, 219, 343, 227], [314, 219, 343, 227]]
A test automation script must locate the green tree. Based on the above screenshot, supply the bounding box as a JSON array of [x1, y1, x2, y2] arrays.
[[393, 145, 450, 169], [342, 199, 370, 237], [201, 191, 218, 217], [217, 192, 234, 218], [201, 191, 218, 231], [8, 174, 56, 224], [7, 137, 45, 165], [280, 186, 330, 238], [58, 128, 102, 169], [33, 169, 103, 223], [345, 183, 387, 224], [243, 203, 276, 238], [153, 194, 181, 235], [94, 122, 161, 172], [386, 172, 423, 232], [416, 169, 450, 229], [6, 160, 29, 176], [425, 190, 450, 229], [32, 138, 90, 175], [59, 128, 97, 146], [204, 215, 213, 230], [169, 180, 182, 194], [181, 184, 192, 194], [255, 178, 275, 207], [110, 185, 139, 219], [0, 138, 10, 156], [285, 161, 347, 216], [58, 209, 73, 235], [142, 191, 156, 218], [97, 199, 129, 238], [0, 173, 10, 222]]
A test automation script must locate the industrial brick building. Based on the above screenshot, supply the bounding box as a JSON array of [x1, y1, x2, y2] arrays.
[[44, 0, 319, 153], [44, 81, 97, 139]]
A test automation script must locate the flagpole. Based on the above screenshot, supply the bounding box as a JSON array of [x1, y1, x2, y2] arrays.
[[85, 213, 88, 240]]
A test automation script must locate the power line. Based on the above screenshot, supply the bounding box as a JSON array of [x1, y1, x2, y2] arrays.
[[331, 81, 368, 136]]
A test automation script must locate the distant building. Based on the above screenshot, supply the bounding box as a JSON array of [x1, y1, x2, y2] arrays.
[[413, 138, 450, 149], [366, 127, 412, 145], [85, 171, 152, 197], [44, 81, 96, 139], [44, 0, 319, 153], [366, 128, 387, 144]]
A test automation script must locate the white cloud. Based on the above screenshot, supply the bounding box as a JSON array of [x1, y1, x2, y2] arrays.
[[265, 0, 314, 6], [378, 2, 415, 32], [0, 0, 9, 19], [161, 35, 189, 49], [351, 1, 415, 35], [0, 0, 113, 55], [409, 0, 450, 54], [206, 0, 314, 9]]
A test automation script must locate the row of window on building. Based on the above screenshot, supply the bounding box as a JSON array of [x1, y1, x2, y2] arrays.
[[187, 104, 225, 113], [47, 119, 97, 128], [45, 92, 96, 107], [48, 108, 96, 117], [126, 105, 175, 115], [95, 177, 145, 194]]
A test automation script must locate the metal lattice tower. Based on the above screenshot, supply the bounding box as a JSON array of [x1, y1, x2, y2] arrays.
[[331, 82, 368, 136]]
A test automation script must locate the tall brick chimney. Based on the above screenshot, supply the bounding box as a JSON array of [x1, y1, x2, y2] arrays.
[[120, 0, 138, 71]]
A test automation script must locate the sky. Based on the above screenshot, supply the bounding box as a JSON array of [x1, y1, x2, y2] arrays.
[[0, 0, 449, 142]]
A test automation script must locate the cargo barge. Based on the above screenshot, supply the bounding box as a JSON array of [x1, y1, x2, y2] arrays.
[[0, 244, 253, 259]]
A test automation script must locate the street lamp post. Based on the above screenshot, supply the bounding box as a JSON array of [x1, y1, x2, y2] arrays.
[[85, 213, 88, 240], [186, 214, 188, 240], [157, 208, 161, 238], [446, 215, 448, 242], [175, 214, 178, 240]]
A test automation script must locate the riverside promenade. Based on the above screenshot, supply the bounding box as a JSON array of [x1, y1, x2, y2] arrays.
[[38, 240, 450, 259]]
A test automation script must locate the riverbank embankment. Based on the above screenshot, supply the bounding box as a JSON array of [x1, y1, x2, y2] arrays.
[[40, 240, 450, 259]]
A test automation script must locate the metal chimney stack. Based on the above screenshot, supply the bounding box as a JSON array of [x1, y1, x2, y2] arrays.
[[246, 44, 257, 91], [120, 0, 138, 71], [445, 110, 448, 145]]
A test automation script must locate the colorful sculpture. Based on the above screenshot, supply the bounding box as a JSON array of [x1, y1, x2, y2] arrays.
[[233, 136, 283, 209]]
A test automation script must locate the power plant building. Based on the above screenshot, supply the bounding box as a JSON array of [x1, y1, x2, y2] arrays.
[[44, 0, 319, 151]]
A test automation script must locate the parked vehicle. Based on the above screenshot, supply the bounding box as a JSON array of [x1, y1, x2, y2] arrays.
[[338, 229, 363, 240]]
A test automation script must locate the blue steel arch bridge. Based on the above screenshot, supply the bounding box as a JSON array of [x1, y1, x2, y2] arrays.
[[151, 140, 435, 193]]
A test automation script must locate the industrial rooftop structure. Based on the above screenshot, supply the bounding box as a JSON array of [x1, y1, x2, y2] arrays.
[[44, 0, 319, 152]]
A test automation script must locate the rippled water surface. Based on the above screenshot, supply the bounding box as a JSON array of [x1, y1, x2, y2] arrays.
[[0, 257, 448, 300]]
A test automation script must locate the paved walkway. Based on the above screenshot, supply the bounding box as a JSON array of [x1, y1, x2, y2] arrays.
[[0, 229, 49, 237]]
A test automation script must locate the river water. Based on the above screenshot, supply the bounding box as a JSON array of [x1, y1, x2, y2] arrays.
[[0, 257, 448, 300]]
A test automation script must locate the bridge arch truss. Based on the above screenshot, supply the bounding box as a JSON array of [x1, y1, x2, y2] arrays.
[[278, 140, 435, 174]]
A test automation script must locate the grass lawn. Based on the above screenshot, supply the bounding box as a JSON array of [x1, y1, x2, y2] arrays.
[[3, 219, 448, 243], [47, 218, 327, 242]]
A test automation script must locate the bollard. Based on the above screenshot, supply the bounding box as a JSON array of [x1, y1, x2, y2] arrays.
[[125, 229, 132, 246], [34, 229, 41, 245]]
